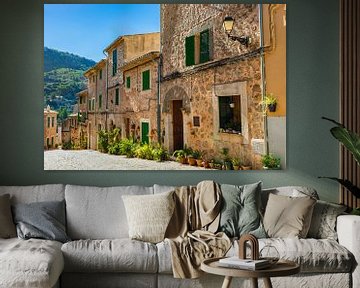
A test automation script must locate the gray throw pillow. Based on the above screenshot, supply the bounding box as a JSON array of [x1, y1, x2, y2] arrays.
[[12, 200, 70, 243], [307, 200, 347, 240], [0, 194, 16, 238], [218, 182, 266, 238]]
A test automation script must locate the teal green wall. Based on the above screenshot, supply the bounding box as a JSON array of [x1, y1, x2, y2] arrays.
[[0, 0, 340, 203]]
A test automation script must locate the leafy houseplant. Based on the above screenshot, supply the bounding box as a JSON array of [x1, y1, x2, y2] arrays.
[[231, 158, 242, 170], [261, 154, 280, 169], [173, 149, 187, 164], [261, 93, 277, 113], [320, 117, 360, 211]]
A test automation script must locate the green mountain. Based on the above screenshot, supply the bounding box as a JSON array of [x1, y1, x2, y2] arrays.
[[44, 47, 96, 112]]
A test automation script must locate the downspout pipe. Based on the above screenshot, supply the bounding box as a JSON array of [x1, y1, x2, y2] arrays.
[[157, 55, 162, 144], [259, 4, 269, 155], [103, 50, 109, 131]]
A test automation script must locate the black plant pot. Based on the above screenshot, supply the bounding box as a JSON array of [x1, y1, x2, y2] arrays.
[[268, 103, 277, 112]]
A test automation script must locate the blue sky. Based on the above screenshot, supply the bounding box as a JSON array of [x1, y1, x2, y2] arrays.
[[44, 4, 160, 62]]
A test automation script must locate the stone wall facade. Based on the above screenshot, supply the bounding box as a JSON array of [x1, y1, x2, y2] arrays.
[[161, 4, 264, 168], [44, 107, 58, 149]]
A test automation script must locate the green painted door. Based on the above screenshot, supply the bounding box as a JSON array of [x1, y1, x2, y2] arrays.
[[141, 122, 149, 144]]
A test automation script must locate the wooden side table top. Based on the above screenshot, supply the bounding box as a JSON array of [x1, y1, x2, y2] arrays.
[[201, 257, 300, 279]]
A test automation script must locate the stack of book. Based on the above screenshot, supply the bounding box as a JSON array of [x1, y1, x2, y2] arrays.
[[218, 257, 271, 270]]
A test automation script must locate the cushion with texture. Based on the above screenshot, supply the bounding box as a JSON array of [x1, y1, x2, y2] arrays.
[[263, 193, 316, 238], [65, 185, 153, 240], [307, 200, 347, 240], [0, 194, 16, 238], [12, 200, 70, 243], [218, 182, 266, 238], [62, 239, 158, 273], [0, 238, 63, 287], [122, 191, 175, 243]]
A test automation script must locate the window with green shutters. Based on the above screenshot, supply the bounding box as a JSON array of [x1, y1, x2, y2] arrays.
[[88, 99, 91, 111], [98, 95, 102, 109], [112, 49, 117, 76], [99, 69, 102, 80], [142, 70, 150, 91], [126, 76, 131, 89], [92, 98, 95, 111], [47, 117, 50, 128], [185, 35, 195, 66], [115, 88, 120, 105], [185, 29, 211, 66], [200, 29, 210, 63]]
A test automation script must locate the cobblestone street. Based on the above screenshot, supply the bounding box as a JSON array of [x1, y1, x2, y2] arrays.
[[44, 150, 209, 170]]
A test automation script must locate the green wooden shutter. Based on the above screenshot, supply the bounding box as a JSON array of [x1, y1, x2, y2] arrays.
[[115, 88, 119, 105], [112, 49, 117, 76], [142, 70, 150, 90], [99, 95, 102, 109], [126, 76, 131, 89], [185, 35, 195, 66], [200, 29, 210, 63]]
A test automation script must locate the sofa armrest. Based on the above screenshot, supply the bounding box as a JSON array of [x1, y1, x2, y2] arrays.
[[337, 215, 360, 288]]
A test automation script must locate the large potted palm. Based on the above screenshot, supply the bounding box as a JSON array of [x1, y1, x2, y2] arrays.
[[320, 117, 360, 214]]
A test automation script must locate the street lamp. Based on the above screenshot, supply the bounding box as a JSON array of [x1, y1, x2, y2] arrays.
[[222, 16, 250, 47]]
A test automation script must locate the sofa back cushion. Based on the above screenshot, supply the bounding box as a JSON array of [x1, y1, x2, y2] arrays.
[[0, 184, 65, 204], [65, 185, 153, 239], [261, 186, 319, 213]]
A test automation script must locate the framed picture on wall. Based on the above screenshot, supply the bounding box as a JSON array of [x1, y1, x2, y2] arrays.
[[43, 3, 286, 171]]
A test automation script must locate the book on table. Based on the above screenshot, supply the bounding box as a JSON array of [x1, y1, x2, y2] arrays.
[[218, 257, 271, 270]]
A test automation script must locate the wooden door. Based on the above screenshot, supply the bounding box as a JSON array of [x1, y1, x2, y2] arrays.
[[172, 100, 184, 151]]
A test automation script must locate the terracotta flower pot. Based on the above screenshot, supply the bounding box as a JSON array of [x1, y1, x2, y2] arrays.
[[196, 159, 203, 167], [188, 156, 197, 166]]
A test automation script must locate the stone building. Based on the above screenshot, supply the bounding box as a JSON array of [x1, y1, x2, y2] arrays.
[[160, 4, 286, 168], [83, 60, 107, 150], [44, 105, 58, 149], [81, 33, 160, 148], [104, 33, 160, 143]]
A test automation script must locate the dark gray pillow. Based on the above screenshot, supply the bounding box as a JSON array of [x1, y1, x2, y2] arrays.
[[12, 200, 70, 243], [218, 182, 266, 238]]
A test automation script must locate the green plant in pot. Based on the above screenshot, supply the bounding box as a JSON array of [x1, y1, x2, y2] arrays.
[[319, 117, 360, 214], [231, 158, 242, 170], [261, 93, 277, 113], [261, 154, 281, 169], [173, 149, 187, 164], [192, 150, 203, 167], [221, 147, 232, 170]]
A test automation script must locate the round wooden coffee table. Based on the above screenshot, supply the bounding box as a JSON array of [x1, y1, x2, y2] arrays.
[[201, 257, 300, 288]]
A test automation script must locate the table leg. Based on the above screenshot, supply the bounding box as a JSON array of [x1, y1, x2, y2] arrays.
[[263, 277, 273, 288], [221, 276, 233, 288], [251, 278, 258, 288]]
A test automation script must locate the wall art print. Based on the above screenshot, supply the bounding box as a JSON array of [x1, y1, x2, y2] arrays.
[[43, 3, 286, 170]]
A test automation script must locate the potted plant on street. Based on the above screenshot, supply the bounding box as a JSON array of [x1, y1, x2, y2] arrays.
[[221, 147, 232, 170], [261, 93, 278, 113], [231, 158, 242, 170], [173, 149, 187, 164], [192, 150, 203, 167], [261, 154, 281, 169]]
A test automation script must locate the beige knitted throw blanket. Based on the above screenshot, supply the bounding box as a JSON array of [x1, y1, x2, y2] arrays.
[[165, 181, 231, 279]]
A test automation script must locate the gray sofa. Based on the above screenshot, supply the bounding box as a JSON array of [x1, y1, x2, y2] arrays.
[[0, 184, 359, 288]]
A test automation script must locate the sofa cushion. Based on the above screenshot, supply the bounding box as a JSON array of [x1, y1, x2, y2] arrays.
[[158, 237, 353, 274], [12, 200, 70, 243], [263, 194, 316, 238], [65, 185, 153, 239], [261, 186, 319, 212], [307, 200, 347, 240], [218, 182, 266, 238], [0, 194, 16, 238], [230, 238, 353, 273], [0, 238, 64, 288], [61, 239, 158, 273], [0, 184, 65, 204], [122, 191, 175, 243]]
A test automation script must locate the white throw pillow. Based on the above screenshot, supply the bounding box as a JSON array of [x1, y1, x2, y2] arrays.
[[122, 191, 175, 243]]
